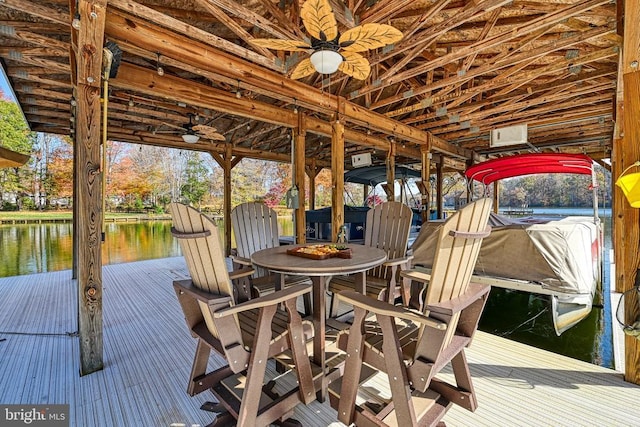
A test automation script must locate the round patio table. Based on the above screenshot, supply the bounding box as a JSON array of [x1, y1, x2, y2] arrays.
[[251, 243, 387, 401]]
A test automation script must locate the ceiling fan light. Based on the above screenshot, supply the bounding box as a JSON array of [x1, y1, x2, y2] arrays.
[[310, 50, 342, 74], [182, 134, 200, 143]]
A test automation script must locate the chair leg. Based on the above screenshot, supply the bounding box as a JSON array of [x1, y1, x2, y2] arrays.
[[200, 402, 235, 427], [188, 340, 211, 396], [328, 291, 338, 318], [237, 305, 278, 426], [378, 314, 418, 425], [303, 292, 312, 317], [337, 307, 368, 425]]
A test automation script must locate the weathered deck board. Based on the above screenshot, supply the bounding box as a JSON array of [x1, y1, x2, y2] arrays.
[[1, 257, 639, 426]]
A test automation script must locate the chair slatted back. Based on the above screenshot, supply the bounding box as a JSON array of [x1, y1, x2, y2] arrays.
[[232, 202, 280, 258], [418, 198, 492, 350], [364, 202, 413, 279], [170, 203, 235, 339]]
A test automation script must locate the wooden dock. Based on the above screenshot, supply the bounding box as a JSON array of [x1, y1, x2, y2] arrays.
[[0, 257, 638, 426]]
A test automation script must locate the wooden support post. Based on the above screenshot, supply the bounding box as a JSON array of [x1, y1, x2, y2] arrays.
[[386, 141, 396, 201], [306, 160, 319, 211], [74, 0, 106, 376], [331, 115, 345, 243], [612, 0, 640, 385], [493, 181, 499, 214], [436, 160, 443, 219], [420, 140, 431, 223], [294, 112, 306, 244], [616, 0, 640, 385]]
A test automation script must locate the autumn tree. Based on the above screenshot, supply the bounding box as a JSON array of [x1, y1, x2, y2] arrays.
[[47, 137, 74, 206]]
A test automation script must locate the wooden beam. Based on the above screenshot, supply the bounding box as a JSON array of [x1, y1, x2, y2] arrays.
[[0, 0, 70, 25], [223, 144, 233, 256], [294, 112, 306, 244], [0, 146, 29, 168], [386, 141, 396, 201], [617, 0, 640, 386], [331, 117, 345, 243], [74, 0, 106, 376], [355, 0, 612, 100], [106, 0, 282, 72]]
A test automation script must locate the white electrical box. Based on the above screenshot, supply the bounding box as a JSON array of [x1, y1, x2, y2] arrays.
[[351, 153, 372, 168], [490, 124, 527, 147]]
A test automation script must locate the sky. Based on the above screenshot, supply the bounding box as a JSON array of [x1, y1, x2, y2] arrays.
[[0, 63, 18, 103]]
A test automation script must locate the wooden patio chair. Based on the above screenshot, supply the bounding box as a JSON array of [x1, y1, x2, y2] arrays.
[[328, 198, 493, 427], [327, 201, 414, 317], [231, 201, 312, 313], [169, 203, 317, 427]]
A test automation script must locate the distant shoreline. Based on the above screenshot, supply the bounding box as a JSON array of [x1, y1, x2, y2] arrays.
[[0, 211, 172, 224]]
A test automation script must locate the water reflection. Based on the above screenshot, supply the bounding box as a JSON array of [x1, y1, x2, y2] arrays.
[[0, 221, 181, 277]]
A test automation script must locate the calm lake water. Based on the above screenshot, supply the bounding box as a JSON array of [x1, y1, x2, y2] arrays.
[[0, 209, 613, 368]]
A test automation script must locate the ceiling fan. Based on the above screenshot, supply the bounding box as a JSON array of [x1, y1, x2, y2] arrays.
[[252, 0, 402, 80], [162, 114, 226, 143]]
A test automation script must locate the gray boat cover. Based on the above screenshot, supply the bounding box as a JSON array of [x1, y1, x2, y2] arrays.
[[411, 213, 599, 296]]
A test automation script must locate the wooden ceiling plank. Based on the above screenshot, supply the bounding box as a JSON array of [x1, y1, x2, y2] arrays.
[[0, 46, 68, 57], [254, 0, 305, 39], [369, 0, 511, 80], [360, 0, 416, 24], [400, 0, 453, 41], [106, 0, 283, 73], [0, 21, 69, 34], [446, 105, 611, 141], [377, 24, 616, 113], [191, 0, 277, 60], [357, 0, 613, 100], [412, 8, 503, 115], [0, 26, 70, 51], [7, 68, 71, 89], [200, 0, 298, 40], [428, 84, 614, 132], [434, 93, 613, 137], [0, 0, 69, 26], [3, 55, 69, 72]]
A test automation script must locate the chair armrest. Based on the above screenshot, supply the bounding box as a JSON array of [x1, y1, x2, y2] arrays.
[[337, 290, 446, 330], [383, 255, 414, 268], [230, 255, 252, 266], [400, 268, 431, 283], [173, 279, 233, 305], [426, 282, 491, 316], [228, 266, 255, 280], [214, 283, 312, 318]]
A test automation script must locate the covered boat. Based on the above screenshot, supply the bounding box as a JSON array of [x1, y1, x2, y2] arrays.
[[410, 153, 602, 335]]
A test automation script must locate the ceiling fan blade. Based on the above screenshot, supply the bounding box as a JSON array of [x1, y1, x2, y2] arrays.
[[290, 57, 317, 79], [206, 133, 227, 142], [161, 122, 185, 131], [251, 38, 311, 51], [339, 51, 371, 80], [301, 0, 338, 42], [193, 125, 227, 141], [192, 124, 218, 134], [339, 24, 403, 53]]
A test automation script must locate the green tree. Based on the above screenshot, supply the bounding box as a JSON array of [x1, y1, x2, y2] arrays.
[[181, 152, 209, 207], [0, 99, 35, 209]]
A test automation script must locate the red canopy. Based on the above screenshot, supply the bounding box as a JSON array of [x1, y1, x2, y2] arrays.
[[465, 153, 593, 185]]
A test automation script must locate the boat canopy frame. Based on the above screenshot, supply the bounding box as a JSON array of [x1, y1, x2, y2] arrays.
[[465, 153, 600, 222]]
